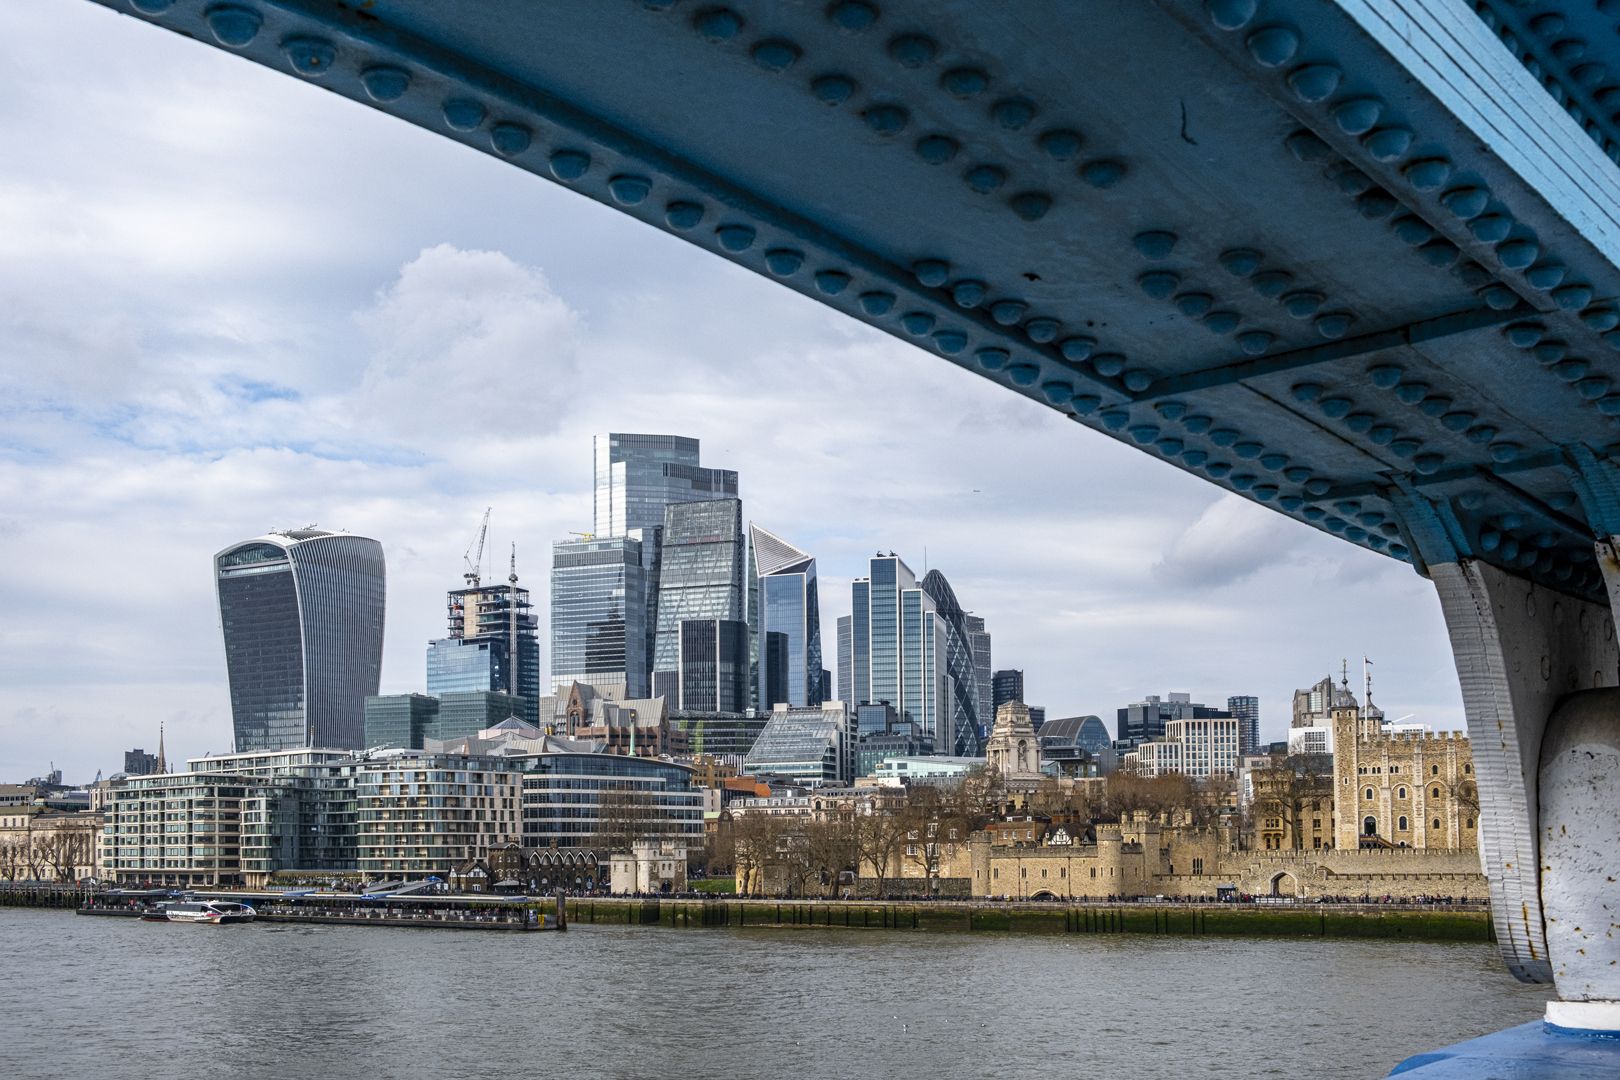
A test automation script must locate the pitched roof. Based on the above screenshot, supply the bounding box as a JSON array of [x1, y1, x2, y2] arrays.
[[749, 524, 814, 577]]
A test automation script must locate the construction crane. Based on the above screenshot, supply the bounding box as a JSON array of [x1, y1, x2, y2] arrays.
[[464, 508, 491, 588], [567, 531, 595, 540]]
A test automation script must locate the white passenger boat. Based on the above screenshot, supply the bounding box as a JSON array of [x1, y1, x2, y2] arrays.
[[165, 900, 256, 924]]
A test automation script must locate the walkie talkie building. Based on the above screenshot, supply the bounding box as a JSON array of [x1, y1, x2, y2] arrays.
[[214, 530, 386, 752]]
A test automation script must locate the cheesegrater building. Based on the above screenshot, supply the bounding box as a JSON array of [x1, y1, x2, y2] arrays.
[[215, 530, 386, 752]]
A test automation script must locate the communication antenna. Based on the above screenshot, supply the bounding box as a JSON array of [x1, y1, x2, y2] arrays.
[[509, 543, 519, 700], [464, 508, 492, 587]]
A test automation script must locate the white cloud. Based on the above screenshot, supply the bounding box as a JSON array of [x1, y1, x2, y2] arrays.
[[1152, 494, 1305, 589]]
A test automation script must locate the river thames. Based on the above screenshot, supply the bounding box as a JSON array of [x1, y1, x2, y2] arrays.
[[3, 908, 1550, 1080]]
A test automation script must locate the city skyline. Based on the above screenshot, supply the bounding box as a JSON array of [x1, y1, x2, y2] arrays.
[[0, 0, 1463, 782]]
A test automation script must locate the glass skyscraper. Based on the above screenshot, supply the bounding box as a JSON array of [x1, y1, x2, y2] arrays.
[[964, 614, 992, 744], [842, 554, 952, 750], [549, 534, 652, 697], [920, 570, 986, 757], [214, 530, 386, 752], [593, 434, 738, 537], [569, 434, 739, 703], [1228, 695, 1261, 755], [750, 525, 822, 708], [651, 499, 745, 701]]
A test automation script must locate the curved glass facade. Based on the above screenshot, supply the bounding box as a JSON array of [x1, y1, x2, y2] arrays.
[[216, 531, 386, 753]]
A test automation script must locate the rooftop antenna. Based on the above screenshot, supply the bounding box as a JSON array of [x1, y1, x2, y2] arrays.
[[464, 508, 492, 588], [509, 543, 519, 700]]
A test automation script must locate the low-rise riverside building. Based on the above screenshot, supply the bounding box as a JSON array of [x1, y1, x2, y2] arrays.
[[610, 839, 689, 894], [102, 771, 275, 887], [0, 806, 102, 882], [969, 811, 1487, 901], [517, 751, 701, 849], [353, 751, 523, 880]]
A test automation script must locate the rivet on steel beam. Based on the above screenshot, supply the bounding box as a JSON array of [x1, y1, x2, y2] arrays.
[[490, 123, 532, 156], [859, 291, 895, 315], [1176, 293, 1214, 316], [1203, 311, 1240, 334], [1008, 192, 1053, 221], [1059, 337, 1097, 362], [360, 66, 411, 102], [443, 99, 487, 131], [887, 34, 937, 68], [205, 5, 262, 48], [826, 1, 878, 35], [694, 9, 743, 42], [549, 150, 590, 181], [752, 40, 802, 73], [608, 175, 652, 204], [814, 270, 851, 294], [716, 224, 757, 251], [915, 135, 960, 164], [810, 75, 856, 105], [1246, 26, 1300, 68], [934, 330, 968, 354], [1287, 64, 1341, 102], [665, 201, 705, 230], [281, 37, 336, 77], [1037, 130, 1083, 161], [863, 105, 909, 136], [1205, 0, 1258, 32], [1080, 160, 1126, 188], [989, 299, 1028, 325], [1133, 231, 1177, 258], [940, 67, 989, 98], [765, 249, 805, 276]]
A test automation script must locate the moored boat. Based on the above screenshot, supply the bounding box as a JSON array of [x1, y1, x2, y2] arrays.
[[165, 900, 255, 924]]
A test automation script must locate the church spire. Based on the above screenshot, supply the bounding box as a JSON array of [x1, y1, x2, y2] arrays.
[[157, 723, 167, 774]]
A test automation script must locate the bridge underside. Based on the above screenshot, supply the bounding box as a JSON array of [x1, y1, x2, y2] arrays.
[[88, 0, 1620, 1031]]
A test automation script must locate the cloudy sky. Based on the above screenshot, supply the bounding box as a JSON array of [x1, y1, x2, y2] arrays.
[[0, 0, 1465, 783]]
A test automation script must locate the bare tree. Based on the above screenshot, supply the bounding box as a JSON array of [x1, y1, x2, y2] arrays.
[[0, 838, 20, 881], [852, 809, 909, 896], [803, 813, 855, 897], [727, 813, 781, 896], [590, 782, 677, 854]]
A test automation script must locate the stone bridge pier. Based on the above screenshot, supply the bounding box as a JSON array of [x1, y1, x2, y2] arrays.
[[1399, 455, 1620, 1032]]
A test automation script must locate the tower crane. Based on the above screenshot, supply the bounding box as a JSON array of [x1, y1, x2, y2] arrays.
[[464, 508, 491, 588]]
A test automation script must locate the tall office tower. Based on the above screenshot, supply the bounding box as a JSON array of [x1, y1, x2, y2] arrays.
[[651, 499, 745, 702], [427, 573, 540, 724], [215, 530, 386, 752], [1116, 692, 1232, 746], [550, 533, 652, 698], [746, 539, 761, 711], [919, 569, 985, 757], [1228, 695, 1261, 755], [847, 553, 953, 750], [592, 433, 739, 537], [836, 615, 853, 704], [750, 525, 822, 708], [677, 618, 750, 713], [993, 669, 1024, 715], [591, 434, 739, 703], [963, 615, 993, 742]]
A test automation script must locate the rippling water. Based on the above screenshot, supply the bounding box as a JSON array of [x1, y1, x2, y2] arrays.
[[3, 908, 1551, 1080]]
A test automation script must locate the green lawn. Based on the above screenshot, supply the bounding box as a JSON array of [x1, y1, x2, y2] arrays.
[[691, 878, 736, 894]]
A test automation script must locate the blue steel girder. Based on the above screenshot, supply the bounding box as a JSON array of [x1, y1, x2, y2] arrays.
[[87, 0, 1620, 602]]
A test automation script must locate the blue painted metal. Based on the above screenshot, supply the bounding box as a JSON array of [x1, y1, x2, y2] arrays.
[[78, 0, 1620, 604], [1386, 1020, 1620, 1079]]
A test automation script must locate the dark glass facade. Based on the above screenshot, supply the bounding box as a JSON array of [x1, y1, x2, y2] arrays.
[[550, 535, 649, 696], [433, 581, 540, 724], [437, 690, 525, 740], [215, 531, 385, 753], [516, 753, 702, 847], [677, 618, 750, 713], [652, 499, 745, 698], [364, 693, 441, 750]]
